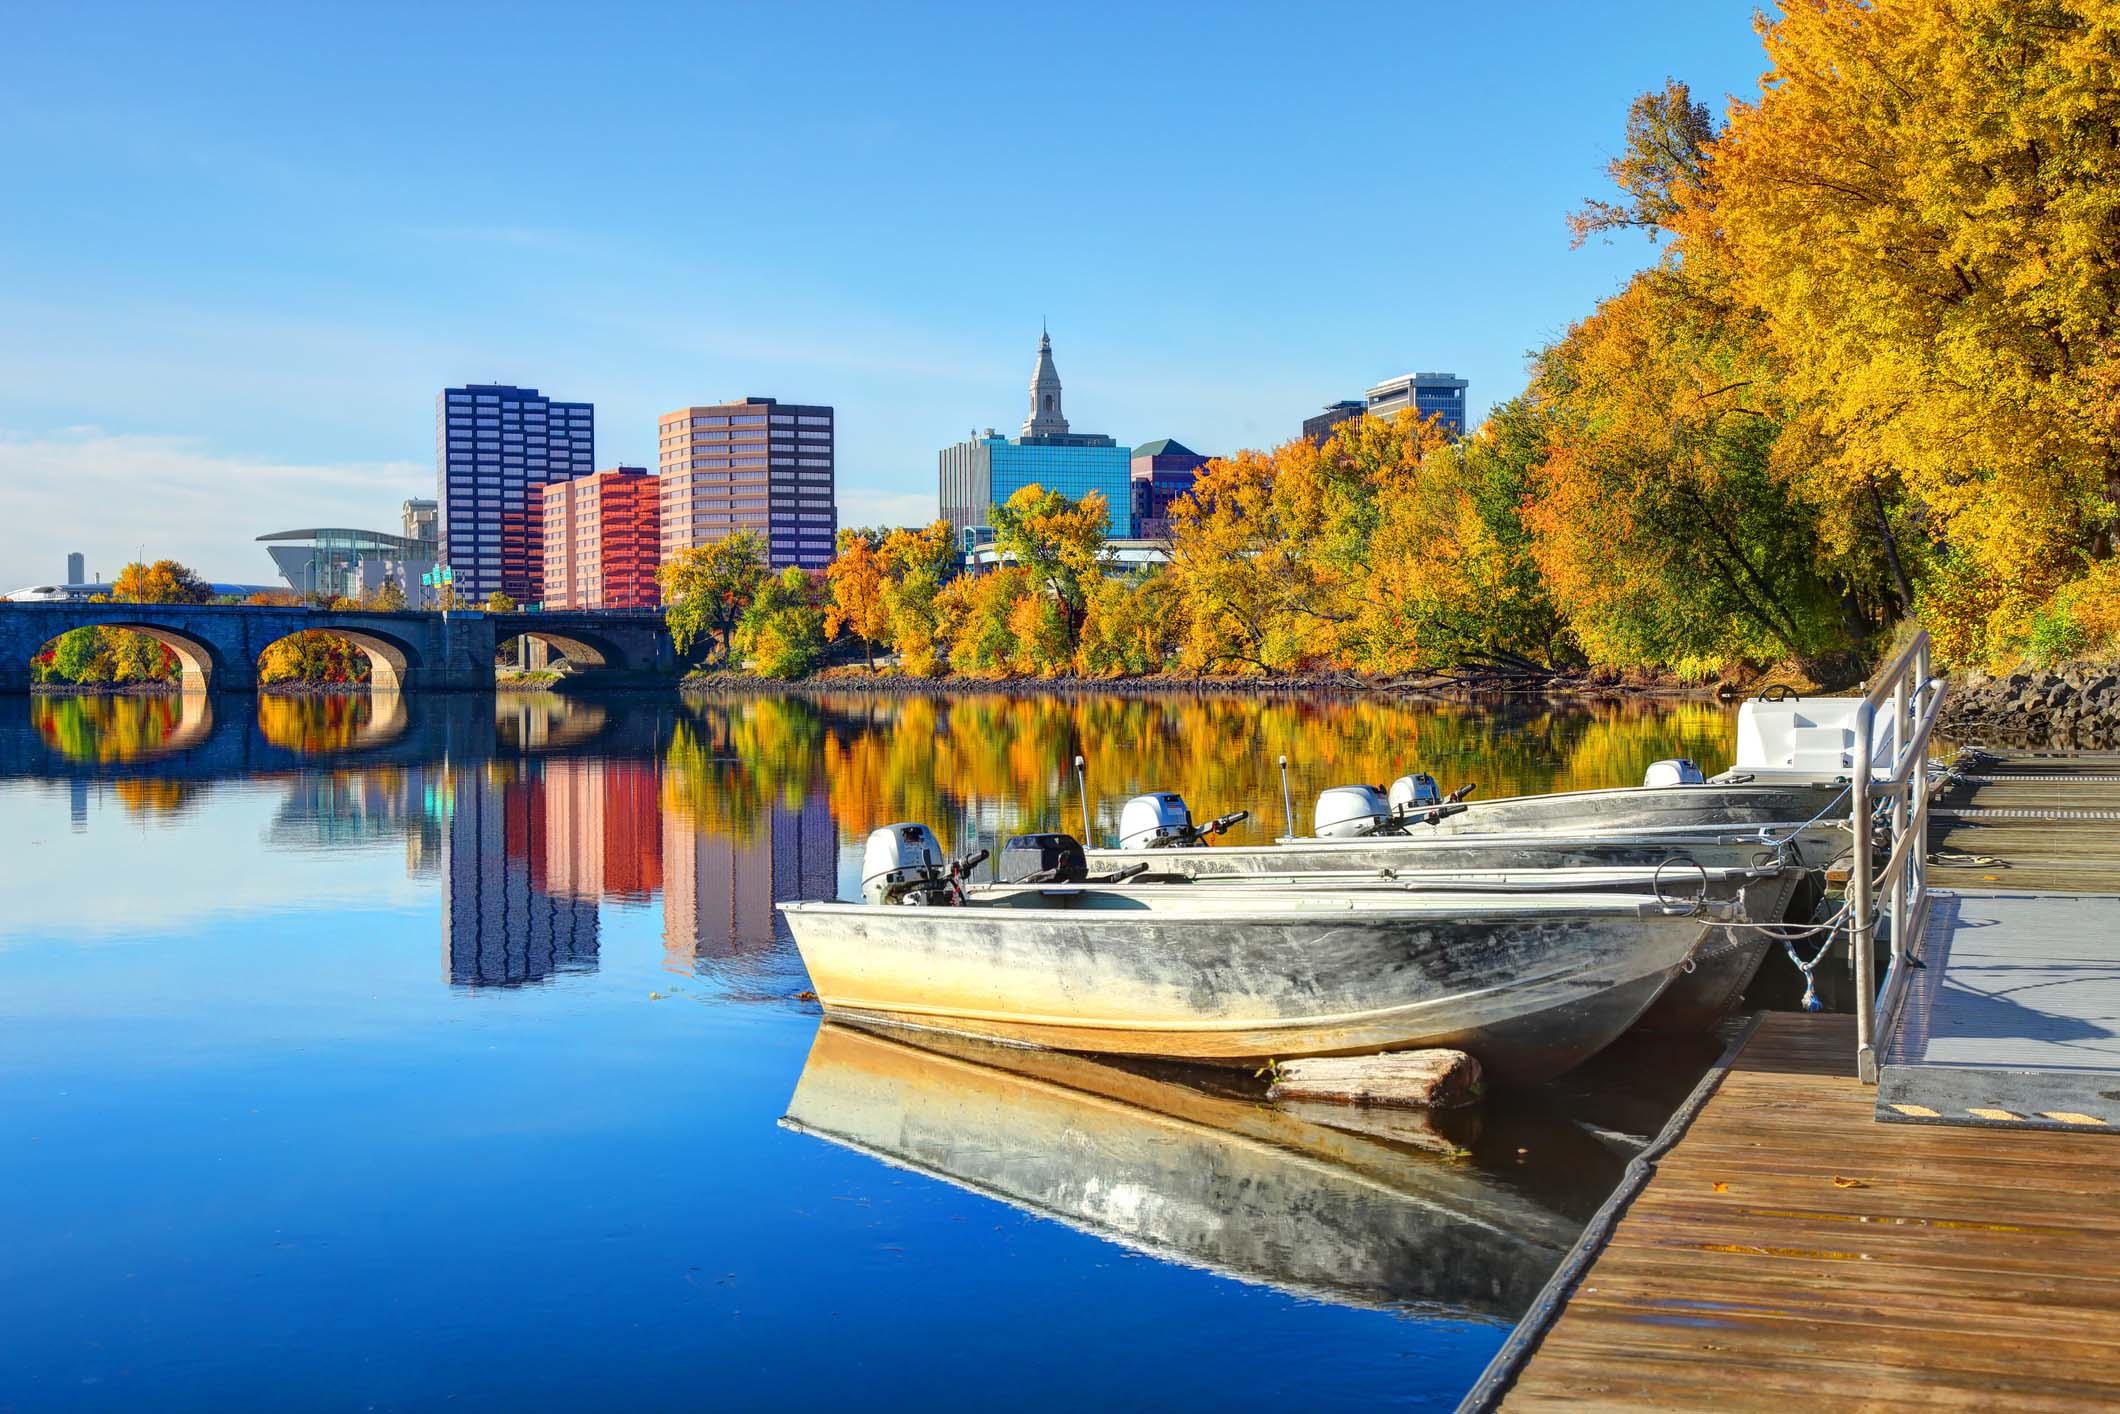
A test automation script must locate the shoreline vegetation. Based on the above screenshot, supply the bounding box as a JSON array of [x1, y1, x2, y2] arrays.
[[648, 10, 2120, 697]]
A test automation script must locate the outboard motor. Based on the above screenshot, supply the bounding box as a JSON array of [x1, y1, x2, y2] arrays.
[[998, 832, 1088, 884], [862, 823, 945, 904], [1643, 758, 1707, 788], [1388, 772, 1443, 819], [1315, 785, 1392, 838], [1119, 792, 1196, 849], [1117, 792, 1250, 849]]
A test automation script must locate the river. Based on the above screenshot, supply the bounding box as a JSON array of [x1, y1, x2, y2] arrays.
[[0, 689, 1756, 1411]]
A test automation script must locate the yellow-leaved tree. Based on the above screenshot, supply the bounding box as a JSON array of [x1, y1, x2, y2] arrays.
[[1711, 0, 2120, 661], [822, 528, 890, 672]]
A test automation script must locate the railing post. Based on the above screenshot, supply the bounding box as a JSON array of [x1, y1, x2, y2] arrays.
[[1852, 699, 1879, 1084], [1913, 637, 1931, 935], [1890, 667, 1911, 981]]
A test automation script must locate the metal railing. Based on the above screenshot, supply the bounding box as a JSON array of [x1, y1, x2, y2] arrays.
[[1851, 629, 1949, 1084]]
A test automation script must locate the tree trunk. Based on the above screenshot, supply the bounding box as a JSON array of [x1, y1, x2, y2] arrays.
[[1867, 473, 1916, 615]]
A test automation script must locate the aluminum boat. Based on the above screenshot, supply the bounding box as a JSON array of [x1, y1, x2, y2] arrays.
[[778, 825, 1722, 1082]]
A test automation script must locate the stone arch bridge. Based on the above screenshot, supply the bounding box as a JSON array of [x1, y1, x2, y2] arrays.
[[0, 603, 678, 692]]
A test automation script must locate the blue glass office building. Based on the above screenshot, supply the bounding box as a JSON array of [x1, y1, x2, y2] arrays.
[[939, 331, 1134, 540], [941, 434, 1134, 541]]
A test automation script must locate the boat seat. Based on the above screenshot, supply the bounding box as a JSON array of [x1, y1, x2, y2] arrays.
[[1789, 724, 1854, 771]]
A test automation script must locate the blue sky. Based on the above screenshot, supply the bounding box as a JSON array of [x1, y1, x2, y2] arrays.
[[0, 2, 1770, 590]]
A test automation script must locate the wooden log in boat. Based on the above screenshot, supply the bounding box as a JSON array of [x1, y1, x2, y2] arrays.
[[1267, 1049, 1484, 1110]]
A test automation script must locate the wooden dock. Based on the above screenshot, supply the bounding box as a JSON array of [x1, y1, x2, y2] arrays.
[[1469, 750, 2120, 1410]]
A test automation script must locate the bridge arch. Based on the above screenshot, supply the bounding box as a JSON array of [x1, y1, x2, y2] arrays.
[[32, 621, 228, 691], [518, 629, 618, 672], [254, 623, 424, 692]]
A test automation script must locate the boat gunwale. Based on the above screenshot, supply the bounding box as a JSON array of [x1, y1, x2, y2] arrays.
[[777, 891, 1709, 922]]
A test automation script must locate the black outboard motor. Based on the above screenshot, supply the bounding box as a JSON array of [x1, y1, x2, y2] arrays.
[[998, 833, 1090, 884]]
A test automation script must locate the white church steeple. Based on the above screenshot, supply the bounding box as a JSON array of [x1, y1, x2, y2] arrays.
[[1022, 324, 1070, 438]]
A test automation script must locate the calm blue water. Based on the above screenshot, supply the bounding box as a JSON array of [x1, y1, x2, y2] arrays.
[[0, 691, 1725, 1412]]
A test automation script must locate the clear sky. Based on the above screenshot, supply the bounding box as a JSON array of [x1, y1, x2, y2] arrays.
[[0, 1, 1772, 591]]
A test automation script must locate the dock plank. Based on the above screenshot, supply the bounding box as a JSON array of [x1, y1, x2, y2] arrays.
[[1493, 1013, 2120, 1410], [1471, 748, 2120, 1410]]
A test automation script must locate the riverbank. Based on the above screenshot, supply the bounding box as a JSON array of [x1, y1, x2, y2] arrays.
[[29, 681, 187, 695], [1941, 665, 2120, 747], [678, 665, 1726, 703]]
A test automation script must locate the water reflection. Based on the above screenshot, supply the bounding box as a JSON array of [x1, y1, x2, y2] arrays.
[[6, 688, 1739, 981], [0, 686, 1752, 1410], [783, 1021, 1607, 1318]]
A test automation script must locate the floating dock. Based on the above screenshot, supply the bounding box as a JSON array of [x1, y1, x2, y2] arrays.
[[1467, 750, 2120, 1410]]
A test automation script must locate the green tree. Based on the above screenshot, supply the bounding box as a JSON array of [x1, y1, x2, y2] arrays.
[[734, 567, 826, 678], [660, 532, 769, 662], [483, 591, 517, 613], [50, 627, 110, 683]]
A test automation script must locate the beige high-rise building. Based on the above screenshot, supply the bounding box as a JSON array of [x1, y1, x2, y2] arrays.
[[657, 397, 837, 570]]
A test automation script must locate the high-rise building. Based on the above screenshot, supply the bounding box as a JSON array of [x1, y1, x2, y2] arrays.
[[436, 384, 595, 601], [65, 552, 84, 585], [401, 498, 438, 555], [658, 398, 837, 570], [1364, 372, 1469, 437], [540, 758, 662, 903], [440, 766, 600, 987], [1303, 400, 1366, 447], [661, 794, 834, 976], [536, 468, 661, 610], [939, 330, 1133, 542], [1129, 438, 1213, 540]]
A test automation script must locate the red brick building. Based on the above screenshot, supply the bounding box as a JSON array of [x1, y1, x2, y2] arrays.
[[535, 467, 661, 610]]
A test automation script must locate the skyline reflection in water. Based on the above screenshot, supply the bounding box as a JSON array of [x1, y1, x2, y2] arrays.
[[0, 688, 1736, 1410]]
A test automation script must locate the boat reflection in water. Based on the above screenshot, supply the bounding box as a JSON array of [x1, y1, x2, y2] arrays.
[[782, 1020, 1610, 1320]]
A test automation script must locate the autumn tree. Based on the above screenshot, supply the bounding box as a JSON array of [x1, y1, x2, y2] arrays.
[[110, 559, 212, 605], [934, 566, 1033, 679], [483, 591, 517, 613], [660, 531, 768, 662], [988, 485, 1109, 659], [259, 632, 371, 685], [1709, 0, 2120, 661], [47, 628, 110, 684], [877, 520, 959, 676], [734, 567, 826, 678], [1075, 573, 1185, 677], [1568, 78, 1716, 246], [822, 528, 891, 671]]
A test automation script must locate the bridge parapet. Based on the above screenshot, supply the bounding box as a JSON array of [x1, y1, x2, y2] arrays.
[[0, 604, 676, 693]]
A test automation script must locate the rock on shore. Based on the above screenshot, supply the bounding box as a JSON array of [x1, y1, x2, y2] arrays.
[[1942, 665, 2120, 747]]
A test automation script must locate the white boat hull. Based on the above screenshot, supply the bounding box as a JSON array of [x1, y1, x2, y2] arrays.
[[779, 891, 1710, 1082]]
